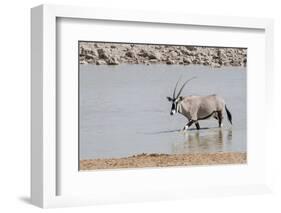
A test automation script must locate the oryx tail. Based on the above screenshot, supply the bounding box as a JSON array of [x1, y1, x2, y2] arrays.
[[225, 105, 232, 124]]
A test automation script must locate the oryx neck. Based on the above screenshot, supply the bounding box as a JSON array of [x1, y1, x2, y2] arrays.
[[177, 102, 183, 114]]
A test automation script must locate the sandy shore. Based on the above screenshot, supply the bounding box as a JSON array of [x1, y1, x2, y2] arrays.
[[80, 42, 247, 67], [80, 152, 246, 170]]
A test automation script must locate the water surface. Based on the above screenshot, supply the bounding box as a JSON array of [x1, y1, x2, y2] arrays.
[[79, 65, 246, 160]]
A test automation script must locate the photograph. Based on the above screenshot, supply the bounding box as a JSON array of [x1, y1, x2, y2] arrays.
[[78, 41, 247, 170]]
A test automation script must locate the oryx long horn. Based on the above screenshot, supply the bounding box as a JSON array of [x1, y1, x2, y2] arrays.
[[176, 77, 197, 99], [173, 77, 182, 99]]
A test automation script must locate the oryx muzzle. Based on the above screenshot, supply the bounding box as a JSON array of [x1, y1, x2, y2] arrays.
[[167, 77, 232, 130]]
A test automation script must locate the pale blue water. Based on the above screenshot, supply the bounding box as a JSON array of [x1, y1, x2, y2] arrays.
[[79, 64, 246, 160]]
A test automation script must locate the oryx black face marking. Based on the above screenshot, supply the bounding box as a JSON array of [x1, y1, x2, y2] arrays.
[[171, 102, 176, 111], [170, 100, 177, 115], [167, 96, 182, 116]]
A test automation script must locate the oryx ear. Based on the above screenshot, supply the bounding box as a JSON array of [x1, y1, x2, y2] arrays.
[[179, 96, 184, 101], [166, 97, 173, 102]]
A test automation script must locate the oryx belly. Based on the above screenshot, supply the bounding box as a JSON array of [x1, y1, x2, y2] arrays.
[[197, 107, 218, 120], [180, 95, 225, 121]]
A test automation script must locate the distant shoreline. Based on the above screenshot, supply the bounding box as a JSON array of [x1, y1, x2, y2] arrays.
[[79, 42, 247, 68], [80, 152, 247, 170]]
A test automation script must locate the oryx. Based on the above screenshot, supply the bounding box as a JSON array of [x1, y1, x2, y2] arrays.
[[166, 77, 232, 130]]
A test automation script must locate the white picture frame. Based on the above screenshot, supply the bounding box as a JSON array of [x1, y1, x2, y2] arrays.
[[31, 4, 274, 208]]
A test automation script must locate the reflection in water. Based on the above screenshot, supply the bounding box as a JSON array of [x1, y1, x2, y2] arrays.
[[172, 128, 233, 154]]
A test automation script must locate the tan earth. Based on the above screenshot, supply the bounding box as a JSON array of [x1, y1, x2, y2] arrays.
[[80, 152, 247, 170]]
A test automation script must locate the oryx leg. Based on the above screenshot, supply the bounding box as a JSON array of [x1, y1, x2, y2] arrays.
[[183, 120, 196, 131], [213, 112, 218, 120], [217, 111, 223, 127], [195, 122, 200, 130]]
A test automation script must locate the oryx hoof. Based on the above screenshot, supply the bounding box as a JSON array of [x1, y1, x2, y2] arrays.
[[183, 125, 189, 131]]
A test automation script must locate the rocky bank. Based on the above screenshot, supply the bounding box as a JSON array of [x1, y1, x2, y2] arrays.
[[79, 42, 247, 68]]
